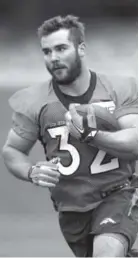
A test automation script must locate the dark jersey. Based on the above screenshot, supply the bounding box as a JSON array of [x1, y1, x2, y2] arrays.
[[9, 71, 138, 212]]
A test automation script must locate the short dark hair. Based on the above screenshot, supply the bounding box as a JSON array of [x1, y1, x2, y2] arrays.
[[38, 15, 85, 45]]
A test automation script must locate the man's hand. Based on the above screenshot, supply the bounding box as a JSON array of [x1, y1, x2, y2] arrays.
[[28, 158, 60, 188], [65, 103, 97, 140]]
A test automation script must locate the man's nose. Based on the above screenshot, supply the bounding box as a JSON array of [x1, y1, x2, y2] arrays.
[[51, 51, 59, 62]]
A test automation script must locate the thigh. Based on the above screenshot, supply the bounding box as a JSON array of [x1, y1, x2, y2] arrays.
[[93, 233, 128, 257], [91, 188, 138, 250]]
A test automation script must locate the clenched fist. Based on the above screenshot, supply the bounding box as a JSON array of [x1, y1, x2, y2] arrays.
[[28, 158, 60, 188], [65, 103, 97, 140]]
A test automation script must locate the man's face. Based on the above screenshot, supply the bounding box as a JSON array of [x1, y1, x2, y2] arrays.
[[40, 29, 82, 85]]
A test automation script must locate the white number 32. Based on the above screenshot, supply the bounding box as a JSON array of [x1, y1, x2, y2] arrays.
[[48, 126, 119, 176]]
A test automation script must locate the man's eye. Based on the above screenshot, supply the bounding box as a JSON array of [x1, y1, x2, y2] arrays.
[[57, 46, 66, 52], [43, 49, 51, 55]]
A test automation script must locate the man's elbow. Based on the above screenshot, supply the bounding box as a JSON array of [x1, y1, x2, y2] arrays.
[[2, 145, 19, 179], [2, 144, 9, 159], [2, 145, 13, 166]]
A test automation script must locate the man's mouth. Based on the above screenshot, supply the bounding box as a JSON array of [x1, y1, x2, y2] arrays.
[[53, 66, 66, 71]]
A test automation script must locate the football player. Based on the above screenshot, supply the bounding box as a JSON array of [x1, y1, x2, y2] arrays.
[[2, 15, 138, 257]]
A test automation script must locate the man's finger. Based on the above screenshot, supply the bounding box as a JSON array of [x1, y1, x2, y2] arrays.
[[40, 166, 60, 177], [66, 120, 81, 139], [36, 160, 59, 169], [31, 168, 60, 178], [39, 181, 56, 188], [31, 173, 59, 184], [87, 104, 97, 128], [51, 157, 61, 164], [87, 104, 95, 115], [69, 103, 82, 123], [40, 164, 59, 171], [32, 178, 56, 188], [65, 111, 72, 121]]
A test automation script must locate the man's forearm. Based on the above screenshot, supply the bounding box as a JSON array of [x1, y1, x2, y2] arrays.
[[88, 128, 138, 160], [2, 146, 32, 181]]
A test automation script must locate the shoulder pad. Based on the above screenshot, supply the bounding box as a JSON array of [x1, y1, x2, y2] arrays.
[[9, 81, 51, 122], [98, 73, 137, 106]]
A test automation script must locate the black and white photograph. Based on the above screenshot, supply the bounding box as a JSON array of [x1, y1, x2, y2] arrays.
[[0, 0, 138, 256]]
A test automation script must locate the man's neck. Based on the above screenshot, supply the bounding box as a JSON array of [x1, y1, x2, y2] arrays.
[[58, 66, 91, 96]]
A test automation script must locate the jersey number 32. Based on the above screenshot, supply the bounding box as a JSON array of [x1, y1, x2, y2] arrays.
[[48, 126, 119, 176]]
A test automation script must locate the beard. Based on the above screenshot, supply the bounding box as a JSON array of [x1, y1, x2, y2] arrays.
[[46, 54, 82, 85]]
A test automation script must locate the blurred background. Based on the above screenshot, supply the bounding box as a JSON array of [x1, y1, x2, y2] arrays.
[[0, 0, 138, 256]]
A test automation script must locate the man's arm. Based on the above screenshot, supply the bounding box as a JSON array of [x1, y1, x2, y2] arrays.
[[2, 129, 36, 181], [2, 128, 60, 187], [66, 104, 138, 161], [90, 75, 138, 160], [89, 114, 138, 160]]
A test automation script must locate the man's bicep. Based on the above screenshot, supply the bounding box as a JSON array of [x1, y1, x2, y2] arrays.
[[4, 129, 36, 154], [118, 114, 138, 129]]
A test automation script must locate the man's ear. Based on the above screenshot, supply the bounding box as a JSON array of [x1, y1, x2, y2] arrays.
[[78, 42, 86, 57]]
